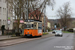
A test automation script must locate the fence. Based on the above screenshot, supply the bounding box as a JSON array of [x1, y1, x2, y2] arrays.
[[3, 30, 15, 35]]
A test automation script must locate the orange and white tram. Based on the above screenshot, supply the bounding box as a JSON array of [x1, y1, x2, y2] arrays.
[[22, 19, 43, 37]]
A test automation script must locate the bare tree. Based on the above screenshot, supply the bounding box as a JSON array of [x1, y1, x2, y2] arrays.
[[7, 0, 55, 33], [57, 2, 72, 30], [7, 0, 55, 19]]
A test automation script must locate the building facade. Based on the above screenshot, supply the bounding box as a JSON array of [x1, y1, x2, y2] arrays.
[[0, 0, 13, 30], [47, 22, 51, 28], [0, 0, 7, 29]]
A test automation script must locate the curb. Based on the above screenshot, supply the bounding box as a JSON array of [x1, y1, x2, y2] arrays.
[[0, 34, 54, 47]]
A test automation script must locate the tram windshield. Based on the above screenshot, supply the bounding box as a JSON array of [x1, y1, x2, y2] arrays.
[[24, 21, 42, 29], [25, 24, 33, 29]]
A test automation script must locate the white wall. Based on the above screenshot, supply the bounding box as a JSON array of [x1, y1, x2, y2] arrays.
[[0, 0, 13, 30], [0, 0, 7, 29]]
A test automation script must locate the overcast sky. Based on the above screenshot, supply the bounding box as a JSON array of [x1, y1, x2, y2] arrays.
[[46, 0, 75, 19]]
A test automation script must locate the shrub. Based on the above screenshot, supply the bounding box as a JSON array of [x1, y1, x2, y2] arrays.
[[15, 32, 20, 36]]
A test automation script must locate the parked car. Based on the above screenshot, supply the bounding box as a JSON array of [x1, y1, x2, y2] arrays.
[[55, 30, 63, 37], [52, 30, 58, 34]]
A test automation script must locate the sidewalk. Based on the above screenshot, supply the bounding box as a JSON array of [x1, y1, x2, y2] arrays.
[[0, 35, 20, 41]]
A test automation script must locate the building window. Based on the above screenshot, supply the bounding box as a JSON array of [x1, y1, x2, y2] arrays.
[[5, 8, 6, 14], [0, 0, 1, 2], [0, 20, 1, 29], [3, 8, 4, 13], [3, 8, 6, 14], [0, 7, 1, 13], [4, 20, 6, 25], [3, 20, 4, 25], [5, 8, 6, 12]]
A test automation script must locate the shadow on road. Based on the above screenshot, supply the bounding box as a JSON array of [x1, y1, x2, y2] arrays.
[[21, 36, 41, 39]]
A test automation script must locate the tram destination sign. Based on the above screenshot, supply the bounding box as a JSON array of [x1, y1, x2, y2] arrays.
[[25, 19, 42, 22]]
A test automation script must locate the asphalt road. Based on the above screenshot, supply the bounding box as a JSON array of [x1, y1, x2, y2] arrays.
[[0, 33, 74, 50]]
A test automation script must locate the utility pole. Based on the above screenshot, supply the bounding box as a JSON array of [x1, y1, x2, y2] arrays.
[[44, 8, 46, 33], [7, 0, 9, 38]]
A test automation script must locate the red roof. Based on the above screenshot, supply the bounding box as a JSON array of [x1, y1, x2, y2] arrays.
[[29, 9, 42, 20]]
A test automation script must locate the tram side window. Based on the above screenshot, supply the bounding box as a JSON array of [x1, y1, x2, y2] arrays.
[[33, 23, 37, 29], [32, 24, 33, 27], [38, 23, 42, 29], [33, 24, 36, 29]]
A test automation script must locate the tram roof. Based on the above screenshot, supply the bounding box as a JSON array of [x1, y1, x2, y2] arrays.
[[25, 19, 42, 22]]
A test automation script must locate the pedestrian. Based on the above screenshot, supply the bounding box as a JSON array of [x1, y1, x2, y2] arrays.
[[1, 25, 5, 35]]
